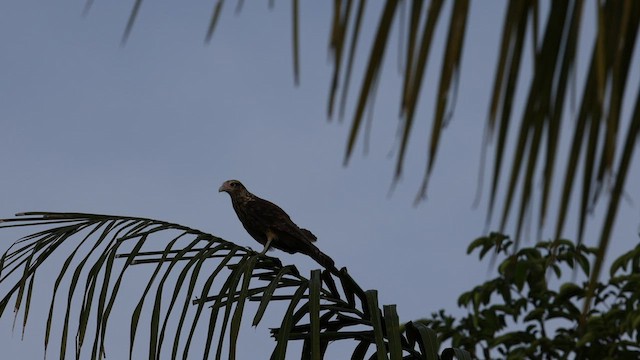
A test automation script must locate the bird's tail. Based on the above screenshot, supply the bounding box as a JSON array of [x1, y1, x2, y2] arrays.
[[300, 228, 317, 242], [307, 243, 339, 275]]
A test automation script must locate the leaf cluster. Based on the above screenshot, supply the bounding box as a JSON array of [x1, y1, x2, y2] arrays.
[[421, 233, 640, 359]]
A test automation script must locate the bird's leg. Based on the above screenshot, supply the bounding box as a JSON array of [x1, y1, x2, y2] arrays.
[[259, 238, 272, 255], [258, 230, 277, 255]]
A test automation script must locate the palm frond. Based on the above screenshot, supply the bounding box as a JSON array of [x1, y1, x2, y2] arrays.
[[0, 212, 240, 359], [327, 0, 640, 318], [0, 212, 469, 359]]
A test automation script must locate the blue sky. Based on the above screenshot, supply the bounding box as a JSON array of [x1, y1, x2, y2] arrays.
[[1, 1, 639, 358]]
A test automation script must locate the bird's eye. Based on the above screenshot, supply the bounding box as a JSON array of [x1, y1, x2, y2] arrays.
[[230, 182, 238, 187]]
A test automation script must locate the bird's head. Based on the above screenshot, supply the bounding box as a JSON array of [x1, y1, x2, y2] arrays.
[[218, 179, 247, 196]]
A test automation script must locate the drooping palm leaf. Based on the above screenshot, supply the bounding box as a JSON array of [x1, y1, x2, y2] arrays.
[[326, 0, 639, 319], [0, 212, 469, 359]]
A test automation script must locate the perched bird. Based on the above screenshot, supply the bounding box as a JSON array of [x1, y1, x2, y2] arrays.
[[218, 179, 338, 274]]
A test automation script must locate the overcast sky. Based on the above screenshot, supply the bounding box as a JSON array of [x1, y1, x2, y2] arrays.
[[1, 1, 639, 359]]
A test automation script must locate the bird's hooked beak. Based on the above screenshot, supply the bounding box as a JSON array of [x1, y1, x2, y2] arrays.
[[218, 180, 231, 193], [219, 180, 242, 194]]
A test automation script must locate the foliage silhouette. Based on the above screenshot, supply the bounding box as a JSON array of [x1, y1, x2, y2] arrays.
[[421, 233, 640, 359], [0, 212, 471, 359]]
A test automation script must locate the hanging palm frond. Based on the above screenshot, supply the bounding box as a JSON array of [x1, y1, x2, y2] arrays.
[[0, 212, 470, 359], [328, 0, 640, 318]]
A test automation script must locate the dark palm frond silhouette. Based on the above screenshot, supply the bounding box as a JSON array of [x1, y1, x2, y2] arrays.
[[327, 2, 640, 312], [0, 212, 470, 359]]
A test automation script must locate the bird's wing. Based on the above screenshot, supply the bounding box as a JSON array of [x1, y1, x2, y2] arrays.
[[242, 196, 336, 273], [245, 197, 316, 243]]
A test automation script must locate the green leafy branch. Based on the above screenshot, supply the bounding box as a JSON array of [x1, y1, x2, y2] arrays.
[[421, 233, 640, 359]]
